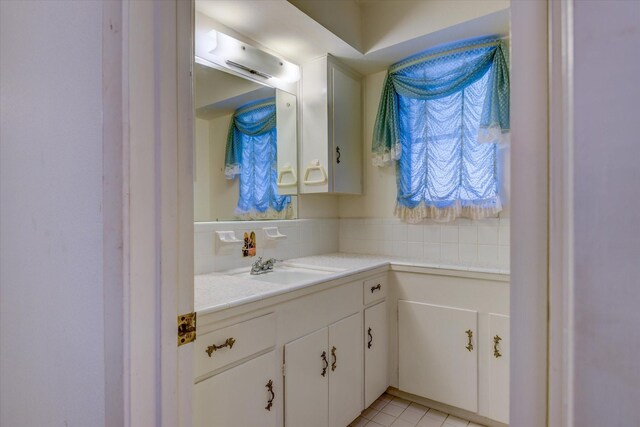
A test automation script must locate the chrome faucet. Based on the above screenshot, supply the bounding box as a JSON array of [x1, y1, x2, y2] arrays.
[[250, 257, 282, 275]]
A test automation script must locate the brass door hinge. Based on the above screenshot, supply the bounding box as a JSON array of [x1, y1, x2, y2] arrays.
[[178, 312, 197, 346]]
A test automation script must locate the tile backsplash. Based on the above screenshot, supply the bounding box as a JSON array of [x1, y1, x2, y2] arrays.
[[195, 217, 509, 274], [195, 218, 339, 274], [338, 217, 510, 269]]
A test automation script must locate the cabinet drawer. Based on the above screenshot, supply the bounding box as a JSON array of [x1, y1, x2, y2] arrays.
[[363, 275, 387, 305], [195, 313, 276, 378]]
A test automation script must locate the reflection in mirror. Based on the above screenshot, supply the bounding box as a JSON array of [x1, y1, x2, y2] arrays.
[[194, 62, 298, 221]]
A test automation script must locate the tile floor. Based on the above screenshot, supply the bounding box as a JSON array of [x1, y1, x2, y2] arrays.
[[349, 393, 485, 427]]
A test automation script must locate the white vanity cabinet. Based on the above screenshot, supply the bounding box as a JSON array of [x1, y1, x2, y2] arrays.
[[398, 301, 479, 413], [487, 313, 509, 424], [284, 312, 363, 427], [193, 351, 277, 427], [392, 269, 509, 424], [364, 300, 389, 408], [300, 55, 362, 194], [193, 313, 278, 427]]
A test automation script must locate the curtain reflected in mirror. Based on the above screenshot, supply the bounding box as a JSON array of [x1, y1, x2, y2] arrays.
[[194, 62, 298, 221]]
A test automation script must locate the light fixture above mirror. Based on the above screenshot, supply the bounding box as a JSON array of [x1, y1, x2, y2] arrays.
[[197, 26, 300, 85]]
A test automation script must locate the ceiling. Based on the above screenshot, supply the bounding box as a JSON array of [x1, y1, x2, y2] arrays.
[[195, 0, 509, 75]]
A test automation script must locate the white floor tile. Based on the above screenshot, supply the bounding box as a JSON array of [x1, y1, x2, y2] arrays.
[[417, 416, 445, 427], [443, 414, 469, 426], [372, 411, 397, 427], [381, 403, 405, 417], [351, 416, 370, 427], [399, 408, 424, 424], [390, 418, 417, 427], [390, 397, 411, 409], [354, 394, 476, 427], [422, 409, 447, 422], [362, 407, 380, 420], [372, 399, 389, 410]]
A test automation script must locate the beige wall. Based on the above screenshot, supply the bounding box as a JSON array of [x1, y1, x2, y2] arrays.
[[194, 114, 241, 221], [298, 194, 339, 218], [194, 117, 212, 220], [339, 70, 397, 218], [361, 0, 508, 53]]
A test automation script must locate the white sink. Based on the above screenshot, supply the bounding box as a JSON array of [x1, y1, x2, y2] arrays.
[[231, 264, 343, 284]]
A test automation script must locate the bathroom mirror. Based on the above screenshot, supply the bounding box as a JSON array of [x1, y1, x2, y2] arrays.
[[194, 61, 298, 221]]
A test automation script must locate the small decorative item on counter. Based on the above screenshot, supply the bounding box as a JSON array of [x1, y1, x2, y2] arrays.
[[242, 231, 257, 257]]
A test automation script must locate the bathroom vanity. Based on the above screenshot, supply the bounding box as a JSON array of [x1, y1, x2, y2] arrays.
[[193, 255, 509, 427]]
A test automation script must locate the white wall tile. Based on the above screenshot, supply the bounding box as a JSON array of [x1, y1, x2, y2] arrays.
[[499, 224, 510, 246], [498, 245, 510, 269], [478, 225, 499, 245], [196, 218, 510, 274], [441, 243, 459, 263], [459, 244, 478, 264], [407, 225, 424, 242], [393, 241, 408, 258], [423, 243, 440, 261], [423, 225, 441, 243], [407, 242, 423, 258], [393, 224, 408, 242], [458, 225, 478, 244], [441, 225, 459, 243], [478, 244, 499, 266]]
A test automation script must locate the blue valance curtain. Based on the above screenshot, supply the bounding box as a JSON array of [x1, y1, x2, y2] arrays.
[[371, 37, 510, 222], [225, 97, 292, 219]]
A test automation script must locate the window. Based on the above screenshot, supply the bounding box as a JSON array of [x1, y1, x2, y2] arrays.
[[372, 37, 509, 223], [225, 98, 292, 219]]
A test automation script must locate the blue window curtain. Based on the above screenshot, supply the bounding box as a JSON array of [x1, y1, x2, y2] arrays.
[[225, 97, 292, 220], [371, 37, 510, 223]]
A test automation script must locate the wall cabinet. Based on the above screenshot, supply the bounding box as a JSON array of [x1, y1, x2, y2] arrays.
[[398, 301, 479, 413], [301, 55, 362, 194], [284, 312, 363, 427], [193, 351, 277, 427], [364, 300, 388, 408]]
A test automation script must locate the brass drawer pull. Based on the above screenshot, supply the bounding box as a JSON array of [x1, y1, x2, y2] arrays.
[[265, 379, 274, 411], [331, 346, 337, 371], [321, 351, 328, 377], [465, 330, 474, 352], [370, 284, 381, 293], [367, 327, 373, 349], [493, 335, 503, 358], [205, 337, 236, 357]]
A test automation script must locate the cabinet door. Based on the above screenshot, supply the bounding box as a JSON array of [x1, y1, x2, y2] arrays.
[[398, 301, 478, 412], [330, 64, 362, 194], [193, 351, 277, 427], [488, 313, 509, 423], [364, 301, 389, 408], [284, 328, 329, 427], [328, 313, 363, 427]]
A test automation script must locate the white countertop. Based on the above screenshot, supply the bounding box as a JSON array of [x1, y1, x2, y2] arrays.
[[195, 252, 509, 315]]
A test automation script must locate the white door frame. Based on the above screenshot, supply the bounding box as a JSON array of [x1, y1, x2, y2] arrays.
[[106, 1, 194, 426], [112, 0, 569, 426], [509, 1, 550, 426]]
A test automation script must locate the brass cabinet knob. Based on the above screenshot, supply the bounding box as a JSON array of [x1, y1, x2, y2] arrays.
[[493, 335, 503, 358], [265, 379, 274, 411], [205, 337, 236, 357]]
